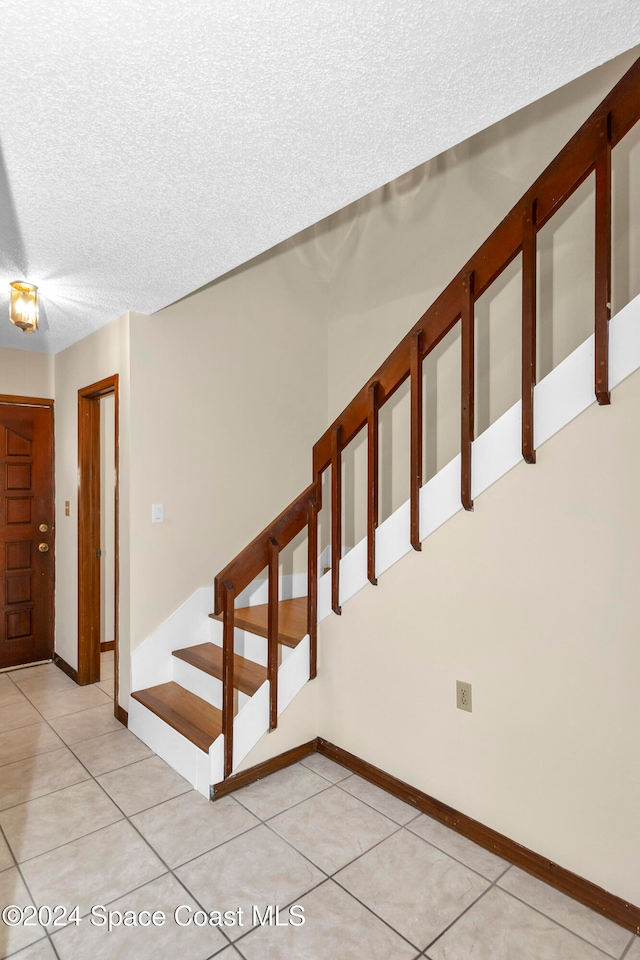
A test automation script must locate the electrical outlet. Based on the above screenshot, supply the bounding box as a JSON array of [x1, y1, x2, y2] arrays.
[[456, 680, 472, 712]]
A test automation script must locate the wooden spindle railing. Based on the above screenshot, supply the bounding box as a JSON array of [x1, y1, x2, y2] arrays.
[[214, 56, 640, 779], [595, 111, 613, 406], [460, 271, 475, 511], [410, 331, 423, 548], [521, 198, 537, 464], [367, 381, 379, 584]]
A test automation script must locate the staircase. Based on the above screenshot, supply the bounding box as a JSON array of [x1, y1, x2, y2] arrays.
[[128, 56, 640, 799]]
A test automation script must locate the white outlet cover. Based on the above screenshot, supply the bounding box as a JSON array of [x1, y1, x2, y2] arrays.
[[152, 503, 164, 523]]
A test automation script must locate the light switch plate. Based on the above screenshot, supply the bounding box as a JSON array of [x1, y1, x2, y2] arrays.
[[152, 503, 164, 523]]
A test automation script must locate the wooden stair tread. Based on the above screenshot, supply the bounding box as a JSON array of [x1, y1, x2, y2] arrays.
[[131, 681, 221, 753], [210, 596, 308, 648], [172, 643, 267, 696]]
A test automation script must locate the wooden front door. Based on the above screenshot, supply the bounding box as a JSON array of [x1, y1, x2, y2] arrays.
[[0, 399, 54, 669]]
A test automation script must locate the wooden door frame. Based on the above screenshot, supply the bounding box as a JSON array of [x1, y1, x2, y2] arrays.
[[0, 394, 55, 667], [77, 376, 121, 719]]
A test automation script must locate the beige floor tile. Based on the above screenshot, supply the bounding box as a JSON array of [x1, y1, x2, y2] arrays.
[[51, 870, 227, 960], [21, 820, 165, 922], [336, 828, 489, 950], [0, 779, 123, 862], [70, 729, 153, 777], [268, 786, 398, 874], [20, 685, 111, 720], [408, 815, 508, 880], [100, 652, 114, 681], [299, 753, 352, 783], [7, 939, 58, 959], [96, 680, 114, 699], [0, 832, 14, 871], [497, 867, 633, 957], [234, 763, 331, 820], [0, 699, 43, 733], [626, 937, 640, 959], [0, 867, 46, 957], [0, 686, 27, 710], [0, 748, 90, 811], [96, 755, 192, 816], [0, 723, 63, 768], [10, 669, 77, 698], [426, 886, 613, 960], [176, 824, 324, 942], [0, 674, 27, 707], [338, 774, 420, 825], [132, 791, 259, 867], [49, 704, 124, 745], [8, 664, 62, 687], [238, 879, 418, 960], [216, 949, 245, 958]]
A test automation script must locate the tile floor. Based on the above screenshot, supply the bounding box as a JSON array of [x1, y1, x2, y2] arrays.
[[0, 657, 638, 959]]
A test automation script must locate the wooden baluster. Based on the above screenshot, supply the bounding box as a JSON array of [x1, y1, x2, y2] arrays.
[[268, 536, 279, 730], [331, 425, 342, 614], [595, 111, 612, 406], [367, 381, 379, 584], [410, 331, 423, 550], [222, 578, 235, 779], [461, 271, 475, 511], [522, 198, 537, 464], [307, 495, 318, 680]]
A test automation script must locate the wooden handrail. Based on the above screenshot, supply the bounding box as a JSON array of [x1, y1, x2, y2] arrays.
[[214, 481, 317, 613], [214, 56, 640, 779], [311, 57, 640, 474]]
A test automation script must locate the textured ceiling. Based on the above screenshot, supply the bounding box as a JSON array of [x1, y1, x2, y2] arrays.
[[1, 0, 639, 354]]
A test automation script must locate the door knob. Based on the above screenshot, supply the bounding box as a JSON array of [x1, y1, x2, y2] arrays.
[[39, 523, 49, 533], [38, 543, 49, 553]]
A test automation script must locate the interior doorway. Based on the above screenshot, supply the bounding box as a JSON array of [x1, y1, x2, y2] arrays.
[[77, 375, 122, 722]]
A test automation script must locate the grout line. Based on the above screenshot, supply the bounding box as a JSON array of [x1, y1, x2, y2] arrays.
[[619, 934, 638, 959], [2, 668, 635, 956], [490, 884, 628, 959]]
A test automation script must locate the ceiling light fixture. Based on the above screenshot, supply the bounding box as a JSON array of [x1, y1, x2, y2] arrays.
[[9, 281, 39, 333]]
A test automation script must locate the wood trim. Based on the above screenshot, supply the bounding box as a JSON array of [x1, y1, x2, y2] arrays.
[[214, 482, 316, 614], [311, 57, 640, 476], [367, 382, 379, 585], [0, 395, 54, 407], [521, 198, 537, 464], [53, 653, 78, 683], [316, 739, 640, 935], [77, 377, 119, 711], [307, 498, 318, 680], [330, 426, 342, 615], [460, 271, 475, 511], [115, 703, 128, 726], [267, 537, 279, 731], [101, 640, 115, 652], [222, 579, 235, 779], [410, 331, 423, 550], [595, 111, 612, 406], [211, 738, 319, 800]]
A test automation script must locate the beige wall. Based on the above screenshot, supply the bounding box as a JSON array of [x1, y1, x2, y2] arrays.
[[316, 366, 640, 906], [0, 346, 54, 398], [53, 313, 131, 706], [128, 235, 328, 650]]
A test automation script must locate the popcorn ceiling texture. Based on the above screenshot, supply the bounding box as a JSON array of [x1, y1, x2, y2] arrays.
[[0, 0, 638, 353]]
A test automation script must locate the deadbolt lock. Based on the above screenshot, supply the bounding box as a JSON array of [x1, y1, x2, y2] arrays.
[[39, 523, 49, 533], [38, 543, 50, 553]]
